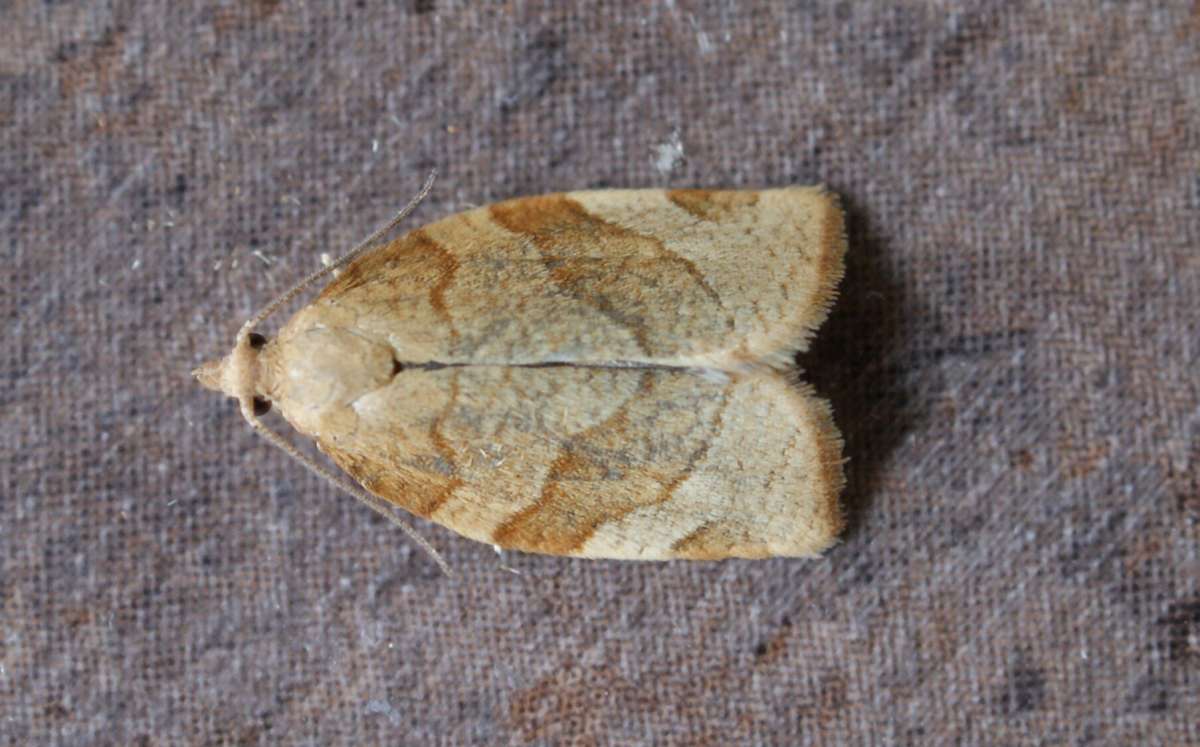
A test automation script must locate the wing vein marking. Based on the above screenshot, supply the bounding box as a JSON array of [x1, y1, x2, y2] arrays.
[[421, 369, 464, 517], [413, 229, 461, 342]]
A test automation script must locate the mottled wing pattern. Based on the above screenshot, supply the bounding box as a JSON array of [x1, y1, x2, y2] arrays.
[[316, 366, 843, 559], [267, 188, 847, 559], [317, 188, 845, 369], [567, 189, 845, 366]]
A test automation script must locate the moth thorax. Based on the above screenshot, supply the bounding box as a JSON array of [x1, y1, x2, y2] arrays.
[[263, 325, 397, 432]]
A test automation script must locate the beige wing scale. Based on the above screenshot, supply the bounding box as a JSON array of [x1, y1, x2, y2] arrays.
[[313, 366, 843, 559], [314, 188, 845, 369], [263, 188, 847, 559]]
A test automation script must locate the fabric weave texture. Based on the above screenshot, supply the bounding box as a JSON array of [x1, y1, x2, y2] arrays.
[[3, 1, 1197, 744]]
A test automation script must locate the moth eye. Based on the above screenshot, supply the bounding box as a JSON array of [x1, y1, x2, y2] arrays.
[[392, 359, 404, 376], [252, 397, 272, 416], [248, 332, 267, 349]]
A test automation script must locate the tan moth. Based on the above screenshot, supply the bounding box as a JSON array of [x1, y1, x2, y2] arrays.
[[196, 176, 847, 570]]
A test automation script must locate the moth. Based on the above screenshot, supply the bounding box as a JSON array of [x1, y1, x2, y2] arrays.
[[196, 176, 847, 569]]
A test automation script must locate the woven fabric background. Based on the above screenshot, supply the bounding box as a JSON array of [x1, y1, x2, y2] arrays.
[[3, 1, 1197, 744]]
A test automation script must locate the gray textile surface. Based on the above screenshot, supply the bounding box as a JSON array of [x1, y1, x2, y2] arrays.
[[4, 1, 1197, 744]]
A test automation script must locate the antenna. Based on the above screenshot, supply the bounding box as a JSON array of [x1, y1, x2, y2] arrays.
[[242, 169, 437, 336], [235, 172, 451, 576]]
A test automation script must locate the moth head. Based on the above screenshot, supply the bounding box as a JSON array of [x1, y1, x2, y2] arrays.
[[193, 328, 271, 421]]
